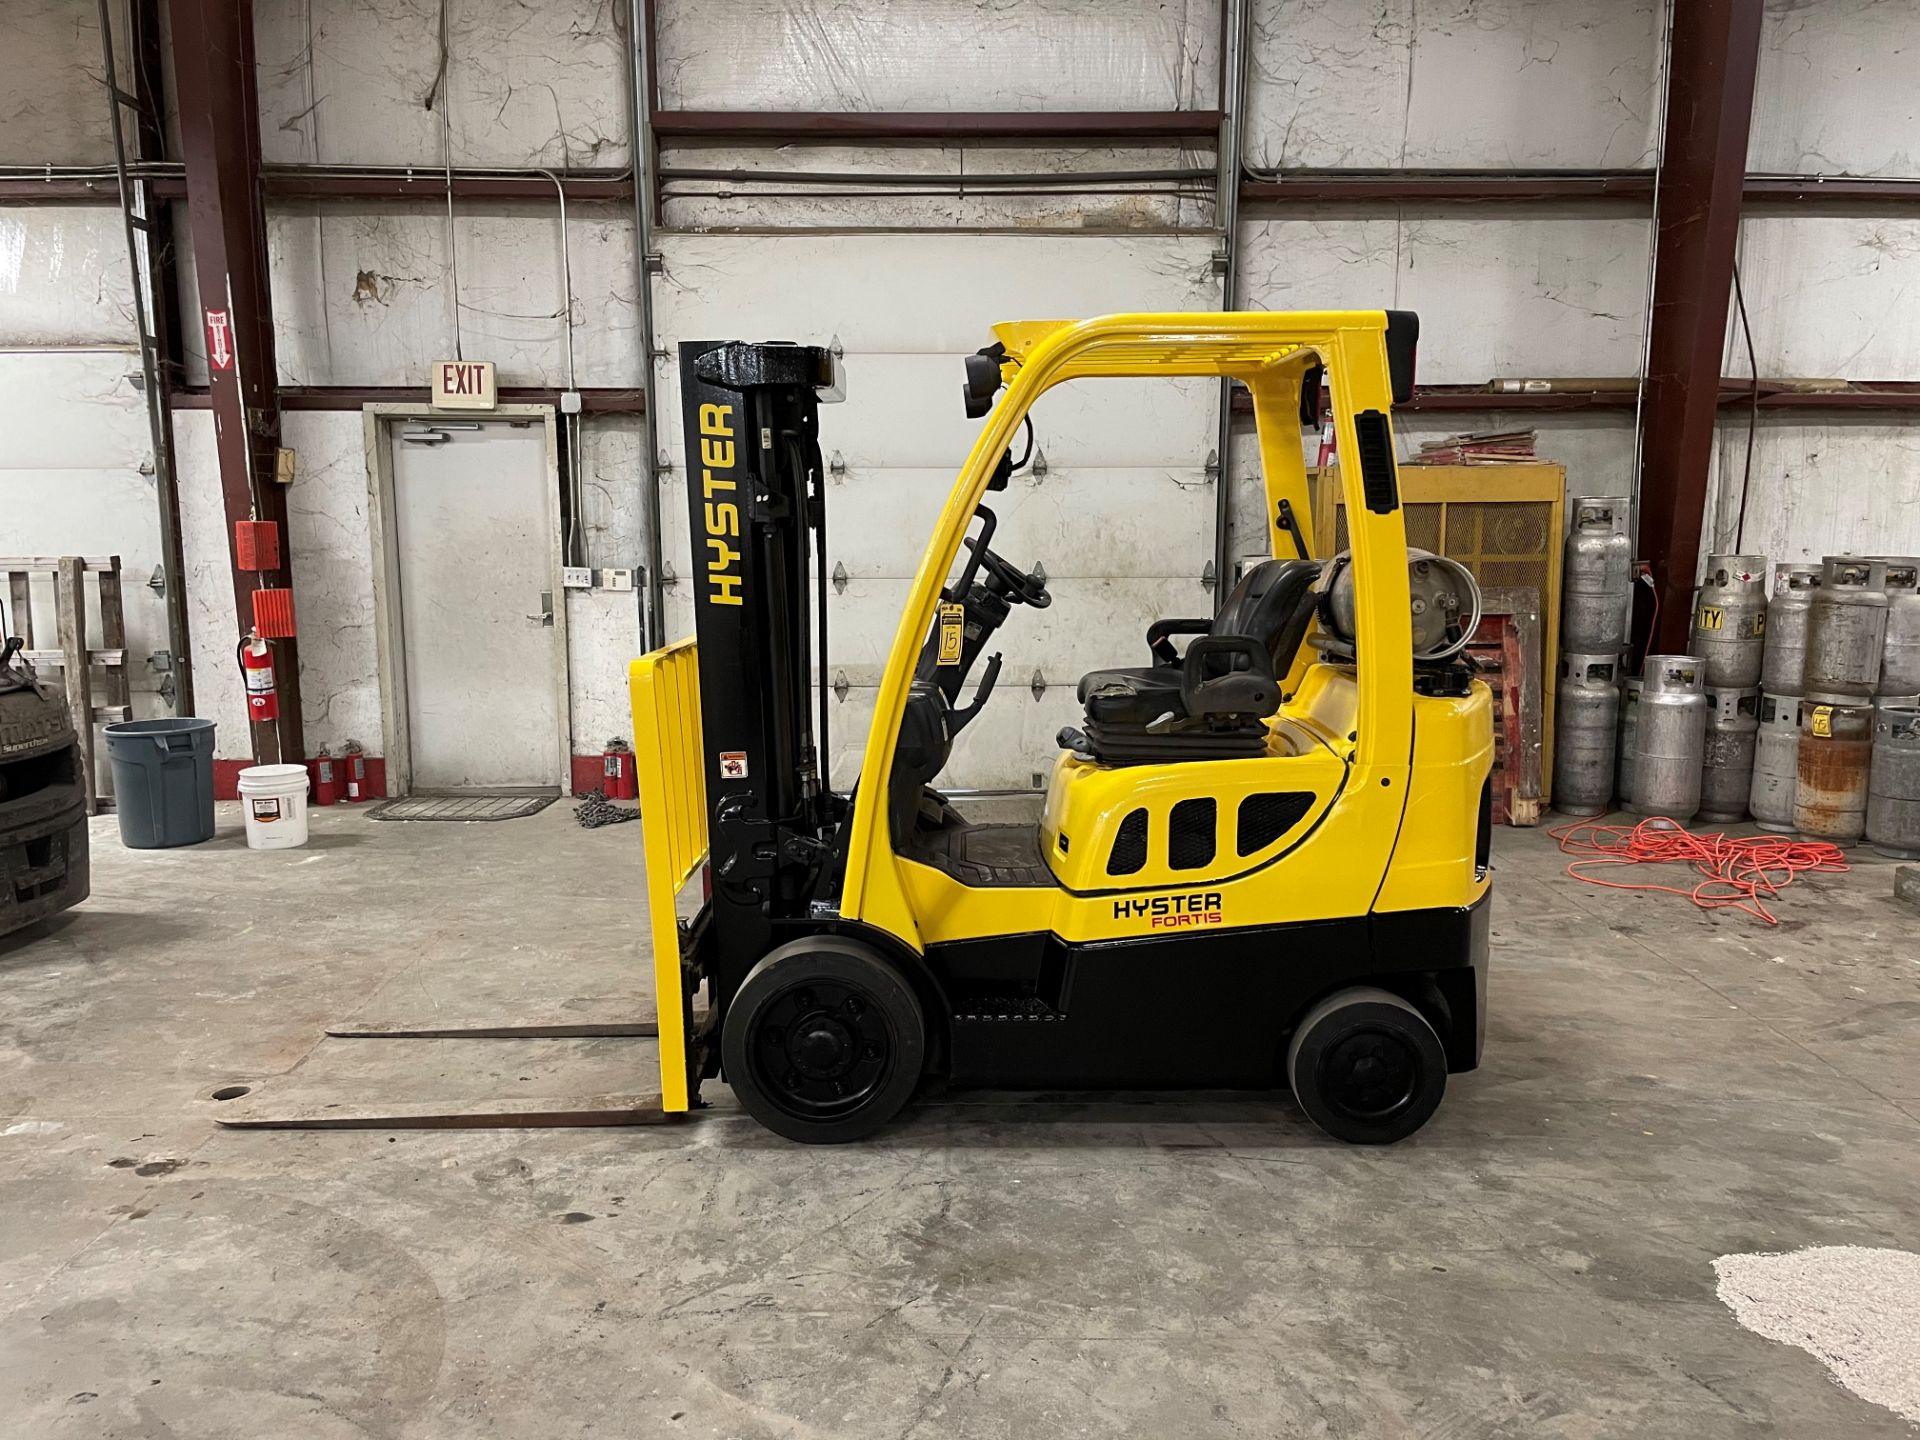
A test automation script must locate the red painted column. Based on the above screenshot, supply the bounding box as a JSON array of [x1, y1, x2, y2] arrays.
[[1637, 0, 1765, 655], [169, 0, 303, 763]]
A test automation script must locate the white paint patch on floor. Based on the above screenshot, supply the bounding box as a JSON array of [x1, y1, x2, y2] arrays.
[[1714, 1245, 1920, 1425]]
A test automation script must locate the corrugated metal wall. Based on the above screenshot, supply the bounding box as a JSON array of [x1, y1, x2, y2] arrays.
[[4, 0, 1918, 782]]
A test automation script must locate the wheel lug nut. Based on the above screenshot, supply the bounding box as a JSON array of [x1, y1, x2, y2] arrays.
[[795, 990, 814, 1010], [843, 997, 863, 1016], [864, 1043, 881, 1060], [783, 1071, 800, 1090], [766, 1027, 784, 1045]]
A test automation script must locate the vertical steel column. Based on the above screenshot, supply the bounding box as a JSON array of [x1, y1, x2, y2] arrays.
[[1212, 0, 1251, 608], [627, 0, 667, 648], [1637, 0, 1763, 654], [170, 0, 303, 762], [99, 0, 194, 715]]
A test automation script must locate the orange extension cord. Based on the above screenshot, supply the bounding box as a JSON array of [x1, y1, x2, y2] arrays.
[[1549, 816, 1850, 925]]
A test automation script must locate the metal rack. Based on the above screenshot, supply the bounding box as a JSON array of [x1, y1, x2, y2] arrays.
[[3, 555, 131, 813]]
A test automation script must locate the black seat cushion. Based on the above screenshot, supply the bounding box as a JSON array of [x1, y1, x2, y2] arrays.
[[1078, 666, 1184, 728]]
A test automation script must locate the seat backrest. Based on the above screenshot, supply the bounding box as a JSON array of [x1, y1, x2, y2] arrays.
[[1212, 557, 1323, 674]]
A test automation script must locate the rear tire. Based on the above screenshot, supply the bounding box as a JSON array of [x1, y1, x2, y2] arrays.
[[721, 937, 926, 1144], [1286, 986, 1447, 1144]]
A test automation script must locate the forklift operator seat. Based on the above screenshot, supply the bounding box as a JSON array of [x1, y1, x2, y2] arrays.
[[1069, 557, 1323, 764]]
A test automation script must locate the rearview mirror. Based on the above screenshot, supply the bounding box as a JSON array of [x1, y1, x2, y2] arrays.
[[962, 349, 1003, 419]]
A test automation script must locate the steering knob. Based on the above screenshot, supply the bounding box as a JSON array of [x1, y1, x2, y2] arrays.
[[964, 536, 1051, 608]]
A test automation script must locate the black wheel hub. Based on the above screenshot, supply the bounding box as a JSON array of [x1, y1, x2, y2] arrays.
[[1320, 1029, 1419, 1121], [751, 981, 889, 1118]]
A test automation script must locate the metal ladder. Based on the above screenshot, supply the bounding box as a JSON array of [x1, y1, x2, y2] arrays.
[[95, 0, 194, 716]]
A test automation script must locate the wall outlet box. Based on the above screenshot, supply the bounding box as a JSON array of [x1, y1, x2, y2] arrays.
[[600, 568, 635, 591], [561, 566, 595, 590], [560, 390, 583, 415]]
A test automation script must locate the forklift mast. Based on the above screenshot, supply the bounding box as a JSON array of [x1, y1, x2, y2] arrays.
[[677, 341, 844, 973]]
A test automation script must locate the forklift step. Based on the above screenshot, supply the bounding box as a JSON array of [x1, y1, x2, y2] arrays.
[[955, 996, 1063, 1023]]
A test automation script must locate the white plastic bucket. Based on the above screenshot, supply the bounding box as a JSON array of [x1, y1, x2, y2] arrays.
[[237, 763, 311, 850]]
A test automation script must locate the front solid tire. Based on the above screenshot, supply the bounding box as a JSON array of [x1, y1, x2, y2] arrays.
[[720, 937, 926, 1144], [1286, 986, 1447, 1144]]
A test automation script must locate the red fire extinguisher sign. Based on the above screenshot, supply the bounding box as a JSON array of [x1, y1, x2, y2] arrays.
[[205, 308, 234, 371]]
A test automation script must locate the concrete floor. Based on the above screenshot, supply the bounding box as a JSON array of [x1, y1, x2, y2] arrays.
[[2, 801, 1918, 1438]]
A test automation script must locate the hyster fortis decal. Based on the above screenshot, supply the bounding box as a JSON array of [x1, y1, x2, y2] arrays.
[[1113, 892, 1224, 929]]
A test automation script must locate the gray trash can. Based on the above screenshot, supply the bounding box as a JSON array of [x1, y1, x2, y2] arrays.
[[102, 718, 218, 849]]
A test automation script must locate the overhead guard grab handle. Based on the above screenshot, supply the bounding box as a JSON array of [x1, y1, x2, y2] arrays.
[[948, 651, 1003, 735]]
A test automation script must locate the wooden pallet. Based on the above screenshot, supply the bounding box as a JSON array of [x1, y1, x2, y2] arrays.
[[1469, 588, 1545, 827], [3, 555, 131, 814]]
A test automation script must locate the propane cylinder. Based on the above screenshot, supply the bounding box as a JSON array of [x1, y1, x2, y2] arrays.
[[1690, 553, 1768, 688], [1866, 705, 1920, 859], [1629, 655, 1709, 820], [1563, 498, 1634, 653], [1874, 556, 1920, 696], [1805, 556, 1889, 700], [1616, 673, 1643, 808], [1698, 686, 1760, 823], [1552, 652, 1621, 816], [1878, 692, 1920, 726], [1795, 699, 1874, 844], [1749, 694, 1802, 833], [1761, 563, 1820, 696]]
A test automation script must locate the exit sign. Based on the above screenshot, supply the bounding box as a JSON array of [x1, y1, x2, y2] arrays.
[[432, 359, 496, 410]]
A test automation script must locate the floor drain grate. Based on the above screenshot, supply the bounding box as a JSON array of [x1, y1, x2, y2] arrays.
[[368, 795, 557, 822]]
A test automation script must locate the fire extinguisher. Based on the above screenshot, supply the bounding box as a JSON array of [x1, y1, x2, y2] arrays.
[[603, 737, 637, 799], [341, 739, 367, 802], [311, 745, 340, 806], [1315, 415, 1338, 470], [237, 631, 278, 722]]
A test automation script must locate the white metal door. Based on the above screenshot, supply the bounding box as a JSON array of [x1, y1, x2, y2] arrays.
[[390, 421, 562, 791]]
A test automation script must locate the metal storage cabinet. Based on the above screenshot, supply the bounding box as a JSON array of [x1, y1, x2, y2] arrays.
[[1315, 462, 1566, 807]]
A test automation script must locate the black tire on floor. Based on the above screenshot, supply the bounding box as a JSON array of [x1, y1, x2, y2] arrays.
[[1285, 985, 1447, 1144], [720, 937, 926, 1144]]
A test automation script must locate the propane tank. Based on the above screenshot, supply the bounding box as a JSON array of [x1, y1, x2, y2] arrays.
[[1552, 653, 1620, 816], [1795, 699, 1873, 844], [1805, 556, 1890, 700], [1874, 556, 1920, 696], [1320, 548, 1481, 662], [1616, 673, 1644, 808], [1749, 694, 1802, 833], [1690, 553, 1768, 688], [1877, 692, 1920, 726], [1866, 705, 1920, 859], [1563, 498, 1634, 653], [1761, 563, 1820, 696], [341, 738, 368, 802], [239, 631, 278, 723], [1629, 655, 1708, 820], [1698, 686, 1760, 823], [602, 737, 637, 800], [310, 745, 340, 807]]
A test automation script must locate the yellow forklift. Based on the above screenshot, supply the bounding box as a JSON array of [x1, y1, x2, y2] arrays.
[[631, 311, 1493, 1144]]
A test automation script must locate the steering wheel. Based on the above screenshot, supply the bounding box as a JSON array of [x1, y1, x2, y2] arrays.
[[964, 536, 1051, 608]]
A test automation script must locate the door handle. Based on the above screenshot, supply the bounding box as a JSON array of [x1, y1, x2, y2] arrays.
[[526, 590, 554, 626]]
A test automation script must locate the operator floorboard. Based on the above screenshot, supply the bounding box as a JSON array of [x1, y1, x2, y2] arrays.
[[902, 820, 1057, 888]]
